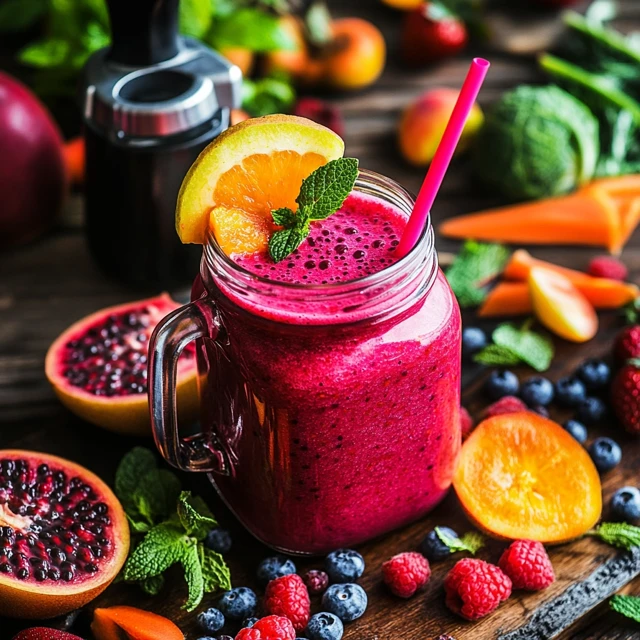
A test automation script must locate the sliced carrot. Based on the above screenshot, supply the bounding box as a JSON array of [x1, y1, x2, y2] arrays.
[[591, 174, 640, 198], [620, 197, 640, 247], [63, 137, 85, 185], [91, 606, 184, 640], [439, 190, 622, 253], [502, 249, 592, 285], [479, 279, 639, 317]]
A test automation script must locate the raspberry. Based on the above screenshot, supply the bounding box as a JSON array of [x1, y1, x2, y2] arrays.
[[498, 539, 555, 591], [460, 407, 474, 440], [587, 255, 628, 281], [382, 551, 431, 598], [444, 559, 511, 620], [615, 325, 640, 362], [484, 396, 527, 418], [303, 569, 329, 595], [264, 574, 310, 632], [235, 616, 296, 640]]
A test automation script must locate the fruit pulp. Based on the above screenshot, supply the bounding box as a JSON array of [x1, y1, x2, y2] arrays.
[[196, 191, 461, 553]]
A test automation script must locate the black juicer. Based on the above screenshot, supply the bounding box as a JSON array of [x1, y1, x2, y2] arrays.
[[80, 0, 242, 289]]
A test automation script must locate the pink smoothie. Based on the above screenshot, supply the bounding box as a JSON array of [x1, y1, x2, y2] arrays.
[[197, 190, 461, 553]]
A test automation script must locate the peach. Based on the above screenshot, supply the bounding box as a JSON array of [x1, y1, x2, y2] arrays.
[[398, 88, 484, 166], [323, 18, 386, 91], [264, 15, 311, 81], [230, 109, 250, 126], [220, 47, 254, 77]]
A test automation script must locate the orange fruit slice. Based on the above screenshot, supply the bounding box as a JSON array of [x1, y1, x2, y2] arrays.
[[529, 266, 598, 343], [175, 114, 345, 254], [454, 412, 602, 544]]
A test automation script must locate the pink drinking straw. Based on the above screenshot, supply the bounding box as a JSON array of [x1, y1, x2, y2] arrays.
[[396, 58, 490, 258]]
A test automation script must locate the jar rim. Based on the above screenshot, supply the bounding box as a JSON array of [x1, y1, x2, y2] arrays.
[[202, 168, 435, 298]]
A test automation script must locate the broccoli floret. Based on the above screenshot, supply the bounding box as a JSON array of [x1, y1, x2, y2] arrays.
[[472, 85, 600, 201]]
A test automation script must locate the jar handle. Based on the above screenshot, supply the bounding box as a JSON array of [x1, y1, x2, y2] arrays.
[[149, 298, 225, 473]]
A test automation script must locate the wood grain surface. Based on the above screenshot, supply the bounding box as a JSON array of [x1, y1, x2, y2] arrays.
[[1, 1, 640, 638]]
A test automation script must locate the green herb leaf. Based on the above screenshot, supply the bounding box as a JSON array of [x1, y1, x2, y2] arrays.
[[305, 1, 333, 47], [0, 0, 47, 33], [297, 158, 359, 221], [140, 574, 165, 596], [611, 594, 640, 624], [435, 527, 485, 555], [177, 492, 217, 540], [132, 469, 182, 525], [445, 241, 510, 308], [241, 76, 296, 117], [123, 523, 188, 582], [180, 538, 204, 611], [210, 8, 295, 52], [624, 297, 640, 324], [19, 39, 70, 68], [473, 344, 523, 367], [589, 522, 640, 550], [179, 0, 213, 38], [202, 546, 232, 593], [271, 208, 298, 227], [492, 321, 555, 372], [269, 226, 309, 263], [115, 447, 158, 512], [127, 516, 151, 534]]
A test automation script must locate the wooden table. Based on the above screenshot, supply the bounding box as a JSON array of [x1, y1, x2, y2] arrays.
[[1, 1, 640, 638]]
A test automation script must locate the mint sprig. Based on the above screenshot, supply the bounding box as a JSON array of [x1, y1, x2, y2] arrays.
[[611, 594, 640, 624], [435, 527, 485, 555], [115, 449, 231, 611], [587, 522, 640, 550], [474, 319, 555, 372], [445, 241, 510, 308], [268, 158, 359, 262]]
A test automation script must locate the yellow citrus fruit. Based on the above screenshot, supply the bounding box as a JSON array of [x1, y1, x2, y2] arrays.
[[176, 115, 345, 254]]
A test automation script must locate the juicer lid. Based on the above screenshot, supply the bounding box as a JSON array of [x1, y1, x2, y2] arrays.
[[81, 39, 242, 138]]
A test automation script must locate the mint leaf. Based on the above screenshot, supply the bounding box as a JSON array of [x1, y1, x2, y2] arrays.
[[19, 39, 70, 68], [127, 516, 151, 534], [271, 208, 297, 227], [123, 523, 187, 582], [446, 241, 510, 308], [177, 491, 217, 540], [180, 538, 204, 611], [241, 76, 296, 117], [115, 447, 158, 509], [179, 0, 213, 38], [589, 522, 640, 550], [624, 297, 640, 324], [435, 528, 485, 555], [611, 594, 640, 623], [269, 226, 309, 263], [140, 574, 165, 596], [133, 469, 182, 525], [210, 8, 295, 52], [297, 158, 359, 221], [473, 344, 522, 367], [202, 546, 232, 593], [492, 321, 555, 372]]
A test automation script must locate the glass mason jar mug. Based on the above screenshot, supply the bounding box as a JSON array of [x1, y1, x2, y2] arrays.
[[149, 170, 461, 555]]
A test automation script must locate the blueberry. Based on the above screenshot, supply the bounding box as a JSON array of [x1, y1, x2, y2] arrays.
[[520, 376, 554, 407], [611, 487, 640, 521], [576, 397, 607, 424], [217, 587, 257, 621], [576, 359, 611, 391], [485, 370, 519, 401], [562, 419, 588, 444], [197, 608, 225, 634], [322, 583, 367, 622], [196, 637, 216, 640], [257, 556, 296, 584], [306, 612, 344, 640], [325, 549, 365, 582], [555, 376, 587, 407], [462, 327, 487, 360], [204, 528, 232, 554], [419, 527, 457, 562], [243, 617, 259, 628], [588, 437, 622, 473]]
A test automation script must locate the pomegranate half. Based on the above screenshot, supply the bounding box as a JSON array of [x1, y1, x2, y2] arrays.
[[0, 450, 129, 619], [45, 294, 199, 436]]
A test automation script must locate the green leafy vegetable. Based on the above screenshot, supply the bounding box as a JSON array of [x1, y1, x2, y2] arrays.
[[471, 85, 600, 201], [115, 450, 231, 611], [588, 522, 640, 550], [610, 594, 640, 624], [474, 320, 555, 372], [445, 241, 510, 308], [269, 158, 359, 262], [435, 528, 485, 555]]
